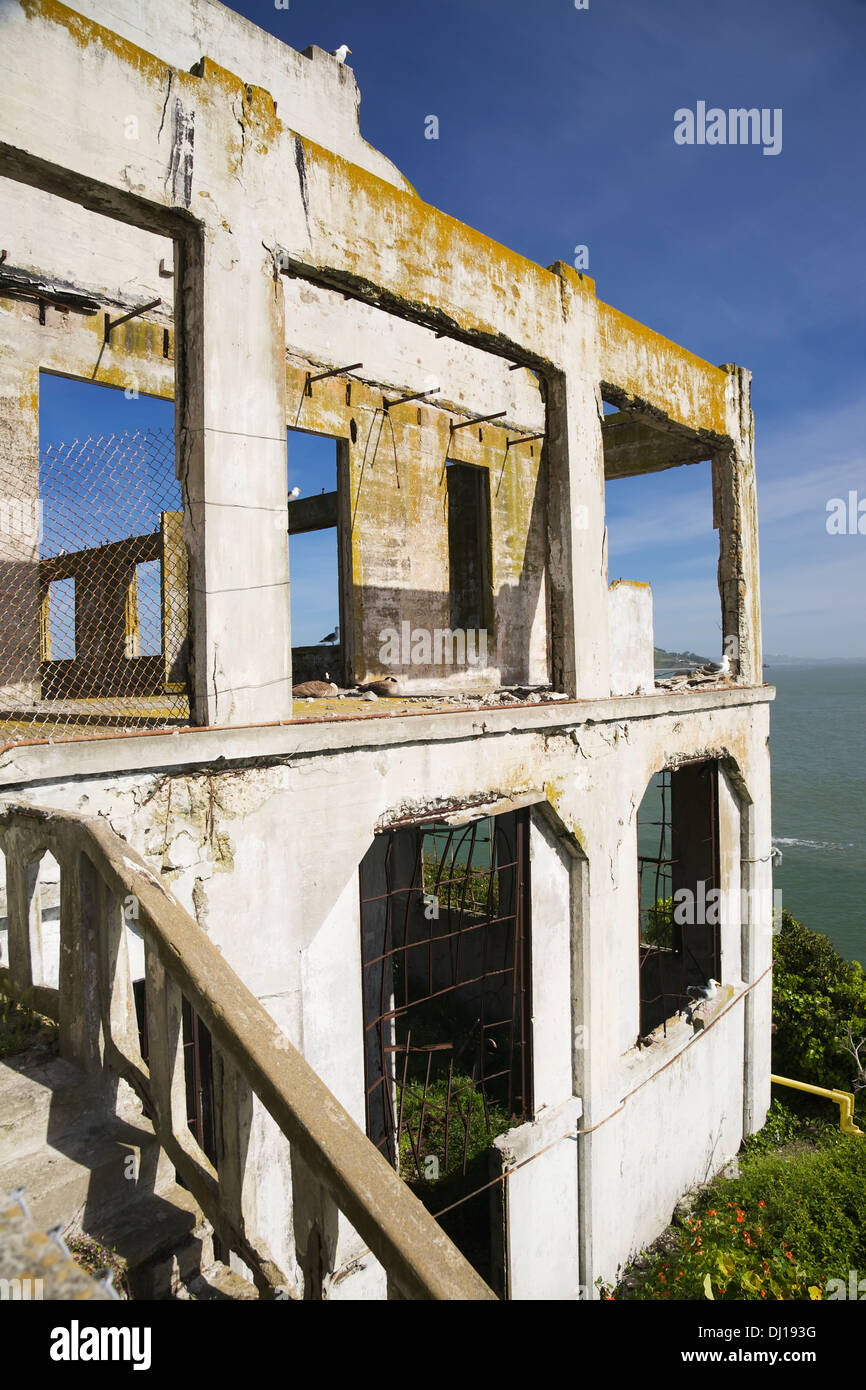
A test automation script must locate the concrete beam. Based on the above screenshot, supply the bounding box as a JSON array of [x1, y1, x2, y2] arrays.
[[602, 414, 711, 478], [597, 300, 730, 438], [1, 3, 735, 443], [288, 491, 337, 534], [0, 682, 776, 786]]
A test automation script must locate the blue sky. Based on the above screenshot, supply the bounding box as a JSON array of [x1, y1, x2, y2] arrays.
[[41, 0, 865, 657]]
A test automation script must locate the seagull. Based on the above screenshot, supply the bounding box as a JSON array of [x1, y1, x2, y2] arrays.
[[288, 486, 300, 499], [686, 979, 720, 1003], [332, 44, 352, 64], [679, 979, 720, 1026], [698, 655, 731, 677], [320, 625, 339, 644]]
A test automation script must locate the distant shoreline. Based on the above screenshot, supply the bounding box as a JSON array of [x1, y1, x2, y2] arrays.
[[763, 656, 866, 666]]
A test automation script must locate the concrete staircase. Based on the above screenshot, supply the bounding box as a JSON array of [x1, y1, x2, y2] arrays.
[[0, 1039, 257, 1299]]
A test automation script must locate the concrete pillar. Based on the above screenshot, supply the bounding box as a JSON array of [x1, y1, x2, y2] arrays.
[[740, 728, 773, 1137], [0, 362, 41, 706], [177, 226, 291, 726], [544, 266, 610, 699], [713, 365, 763, 685], [489, 812, 583, 1298]]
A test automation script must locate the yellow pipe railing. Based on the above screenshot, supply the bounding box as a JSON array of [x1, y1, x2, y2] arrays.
[[771, 1074, 864, 1136]]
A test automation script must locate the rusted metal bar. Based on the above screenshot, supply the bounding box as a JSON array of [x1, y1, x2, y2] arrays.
[[103, 297, 162, 341], [383, 387, 440, 409], [449, 411, 507, 432], [307, 361, 363, 384], [506, 432, 545, 447]]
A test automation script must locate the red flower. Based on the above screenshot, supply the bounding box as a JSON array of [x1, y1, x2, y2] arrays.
[[758, 1200, 766, 1208]]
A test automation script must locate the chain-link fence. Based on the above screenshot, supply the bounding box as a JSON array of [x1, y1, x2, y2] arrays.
[[0, 428, 190, 741]]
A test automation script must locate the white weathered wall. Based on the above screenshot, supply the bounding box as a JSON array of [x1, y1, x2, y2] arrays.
[[0, 686, 774, 1295], [24, 0, 412, 190], [608, 580, 654, 696]]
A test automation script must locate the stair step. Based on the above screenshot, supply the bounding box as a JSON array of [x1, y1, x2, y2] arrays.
[[178, 1259, 261, 1301], [0, 1108, 177, 1233], [0, 1048, 143, 1164], [77, 1180, 214, 1299], [1, 1046, 273, 1300]]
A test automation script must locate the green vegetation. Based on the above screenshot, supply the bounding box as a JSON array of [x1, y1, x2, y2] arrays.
[[421, 849, 500, 915], [641, 895, 675, 950], [607, 1127, 865, 1301], [608, 910, 866, 1300], [396, 1073, 512, 1183], [772, 910, 866, 1105], [63, 1230, 130, 1300], [0, 981, 57, 1060], [653, 646, 708, 669]]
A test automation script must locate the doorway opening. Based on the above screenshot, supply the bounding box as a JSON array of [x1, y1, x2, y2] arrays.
[[287, 429, 349, 685], [359, 807, 532, 1287], [637, 761, 721, 1037]]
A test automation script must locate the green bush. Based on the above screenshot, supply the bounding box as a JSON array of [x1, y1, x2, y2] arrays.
[[641, 896, 675, 950], [396, 1074, 511, 1182], [772, 911, 866, 1108], [610, 911, 866, 1302], [615, 1133, 866, 1300], [740, 1097, 830, 1158]]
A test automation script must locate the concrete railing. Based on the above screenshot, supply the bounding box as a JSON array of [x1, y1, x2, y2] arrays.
[[0, 801, 496, 1300]]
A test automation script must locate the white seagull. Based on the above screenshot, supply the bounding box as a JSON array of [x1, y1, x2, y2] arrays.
[[332, 44, 352, 64], [680, 979, 720, 1026], [320, 625, 339, 644], [687, 978, 720, 1003], [699, 655, 731, 677], [288, 486, 300, 499]]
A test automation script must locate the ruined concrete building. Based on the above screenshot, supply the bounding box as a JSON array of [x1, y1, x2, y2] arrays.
[[0, 0, 774, 1299]]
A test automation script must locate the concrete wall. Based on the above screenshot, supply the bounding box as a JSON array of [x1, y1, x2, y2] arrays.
[[0, 0, 772, 1300], [0, 0, 762, 716], [608, 580, 654, 697], [48, 0, 413, 191], [283, 350, 548, 690], [0, 684, 774, 1294]]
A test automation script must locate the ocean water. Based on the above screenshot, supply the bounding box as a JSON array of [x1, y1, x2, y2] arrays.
[[768, 662, 865, 965]]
